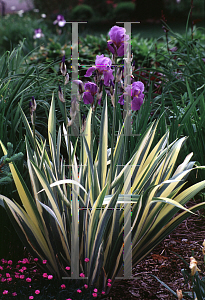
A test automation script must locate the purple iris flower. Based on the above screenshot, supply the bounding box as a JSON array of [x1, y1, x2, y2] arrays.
[[83, 82, 98, 104], [118, 81, 145, 111], [84, 54, 114, 86], [33, 29, 44, 39], [53, 15, 66, 27], [107, 26, 129, 57]]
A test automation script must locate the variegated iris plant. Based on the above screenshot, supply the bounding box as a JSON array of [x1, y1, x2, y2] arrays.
[[1, 94, 205, 294]]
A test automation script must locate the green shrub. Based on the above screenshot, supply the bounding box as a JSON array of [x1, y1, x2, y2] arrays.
[[112, 1, 136, 21], [32, 0, 74, 15], [164, 0, 204, 20], [0, 13, 49, 54], [71, 4, 94, 21]]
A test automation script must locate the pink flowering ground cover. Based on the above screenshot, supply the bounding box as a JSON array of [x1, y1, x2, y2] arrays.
[[0, 254, 109, 299]]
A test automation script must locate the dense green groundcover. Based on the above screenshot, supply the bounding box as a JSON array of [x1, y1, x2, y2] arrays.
[[0, 9, 205, 299]]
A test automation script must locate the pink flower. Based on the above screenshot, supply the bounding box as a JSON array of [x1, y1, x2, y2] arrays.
[[22, 258, 29, 264], [34, 258, 38, 262], [84, 284, 88, 289], [6, 273, 10, 277], [107, 279, 112, 282], [7, 277, 12, 282], [61, 284, 66, 289], [102, 291, 105, 294], [15, 274, 19, 278], [26, 278, 32, 282], [20, 275, 25, 279], [29, 296, 34, 300], [92, 293, 98, 297], [16, 265, 20, 269], [107, 282, 111, 287], [1, 277, 6, 282], [65, 266, 70, 270], [84, 258, 89, 262], [12, 292, 17, 296], [0, 266, 3, 270], [77, 289, 82, 293], [33, 269, 37, 273], [19, 269, 24, 273], [48, 275, 53, 280], [80, 273, 85, 277], [94, 288, 98, 292], [3, 290, 8, 294], [42, 260, 47, 264], [2, 259, 7, 264], [35, 290, 40, 294], [8, 260, 13, 265], [22, 266, 27, 271], [43, 273, 48, 278]]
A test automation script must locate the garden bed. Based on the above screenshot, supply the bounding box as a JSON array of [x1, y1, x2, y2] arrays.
[[108, 199, 205, 299]]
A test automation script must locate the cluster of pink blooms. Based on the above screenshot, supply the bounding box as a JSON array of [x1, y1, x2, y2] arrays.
[[1, 257, 51, 298], [1, 256, 111, 298]]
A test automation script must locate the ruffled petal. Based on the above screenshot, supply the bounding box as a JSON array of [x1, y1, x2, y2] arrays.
[[132, 81, 145, 92], [84, 67, 96, 77]]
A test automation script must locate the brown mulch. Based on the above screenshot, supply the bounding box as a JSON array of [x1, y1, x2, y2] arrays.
[[106, 199, 205, 300]]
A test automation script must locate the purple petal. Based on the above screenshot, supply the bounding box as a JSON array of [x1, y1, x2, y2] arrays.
[[95, 55, 112, 72], [107, 42, 115, 55], [84, 67, 96, 77], [84, 82, 98, 95], [132, 81, 145, 92], [124, 85, 131, 96], [131, 96, 144, 111], [118, 94, 124, 105], [98, 97, 102, 105], [109, 26, 129, 47], [83, 92, 93, 104], [103, 69, 114, 86], [117, 44, 125, 57]]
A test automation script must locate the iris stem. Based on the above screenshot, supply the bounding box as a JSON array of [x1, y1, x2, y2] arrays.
[[109, 67, 118, 193]]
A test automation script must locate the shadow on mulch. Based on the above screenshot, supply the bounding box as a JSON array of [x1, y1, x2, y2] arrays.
[[106, 199, 205, 300]]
